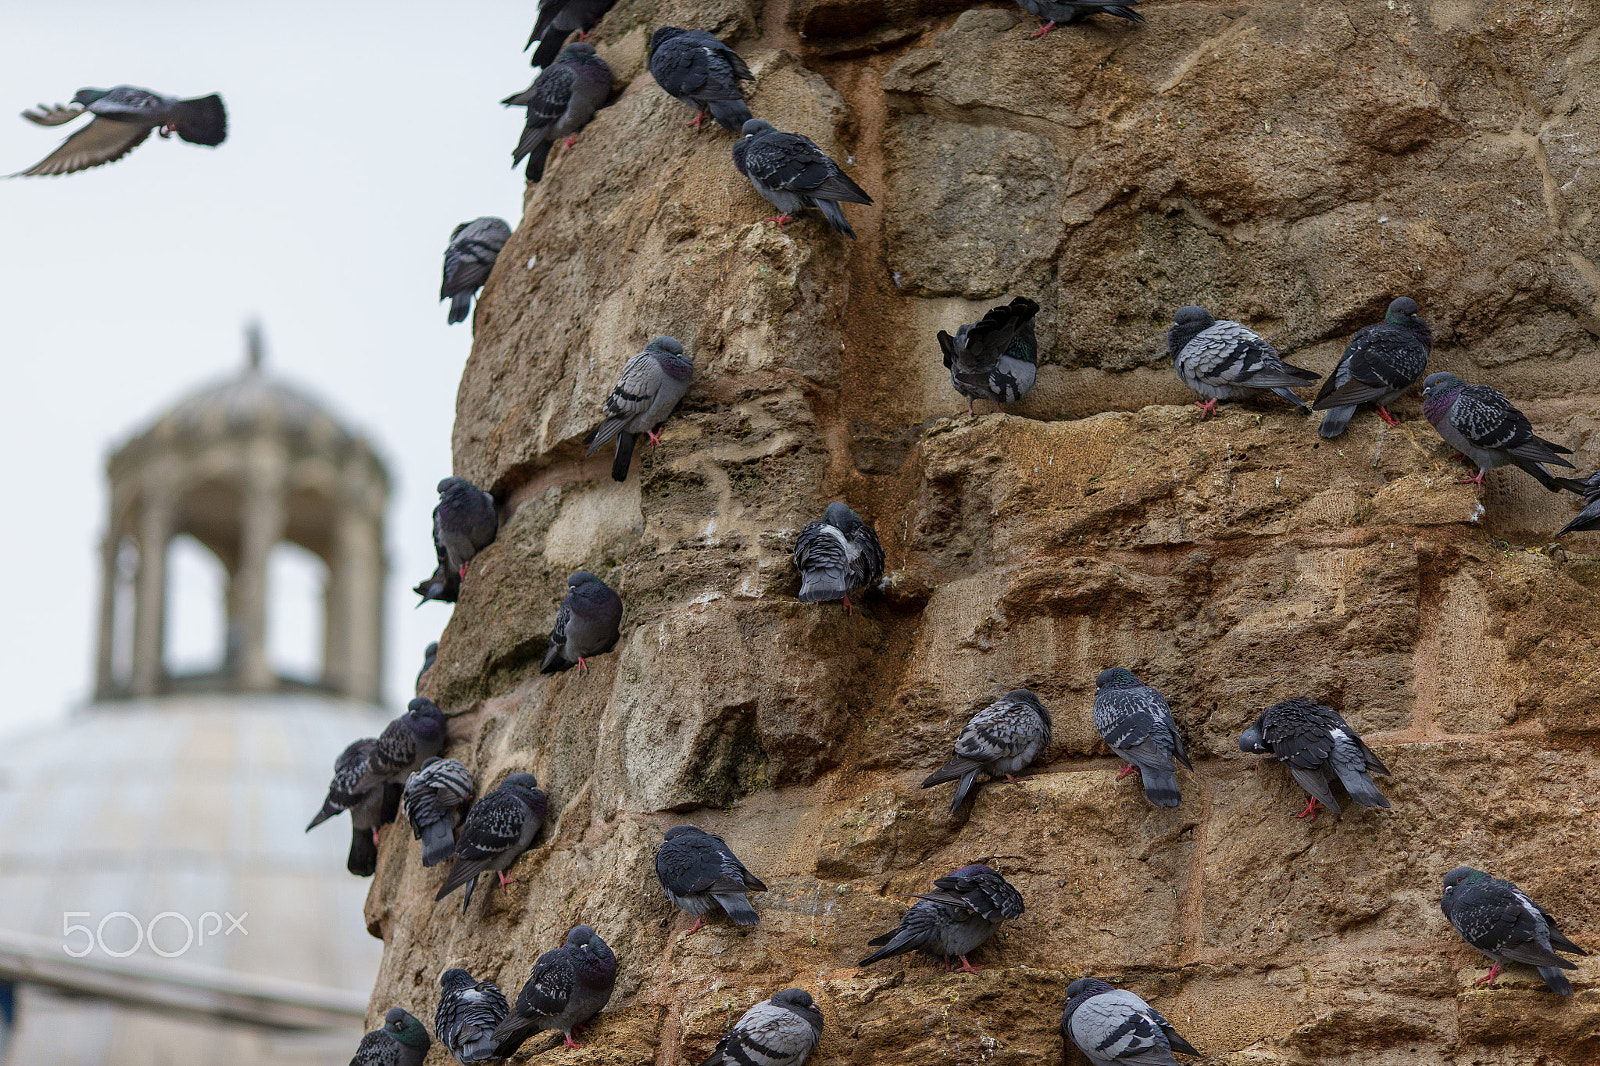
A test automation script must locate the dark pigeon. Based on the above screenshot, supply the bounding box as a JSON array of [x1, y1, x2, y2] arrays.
[[655, 825, 768, 932], [1016, 0, 1143, 37], [1060, 979, 1200, 1066], [434, 773, 547, 911], [1238, 697, 1390, 819], [540, 571, 624, 674], [307, 738, 401, 877], [583, 336, 695, 481], [503, 43, 612, 182], [526, 0, 617, 70], [403, 757, 476, 868], [16, 86, 226, 177], [1441, 866, 1589, 994], [649, 28, 754, 133], [1167, 306, 1319, 419], [350, 1006, 431, 1066], [793, 502, 885, 613], [1421, 372, 1577, 490], [921, 690, 1052, 813], [441, 217, 511, 326], [416, 642, 439, 694], [435, 968, 510, 1065], [698, 989, 823, 1066], [361, 698, 449, 788], [413, 552, 459, 605], [1557, 472, 1600, 537], [1093, 668, 1192, 808], [859, 864, 1023, 973], [1313, 297, 1433, 438], [433, 477, 498, 581], [492, 925, 618, 1054], [732, 119, 873, 238], [939, 297, 1040, 415]]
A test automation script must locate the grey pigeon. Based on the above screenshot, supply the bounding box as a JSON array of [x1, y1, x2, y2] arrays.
[[413, 525, 460, 605], [732, 119, 873, 238], [1238, 697, 1390, 819], [1093, 668, 1192, 808], [939, 297, 1040, 415], [1557, 472, 1600, 537], [1167, 306, 1319, 418], [793, 502, 885, 613], [433, 477, 498, 581], [503, 43, 612, 182], [698, 989, 823, 1066], [350, 1007, 431, 1066], [403, 757, 476, 867], [583, 336, 695, 481], [492, 925, 618, 1054], [859, 864, 1023, 972], [648, 28, 754, 133], [434, 773, 547, 911], [1420, 372, 1577, 490], [526, 0, 618, 69], [1313, 297, 1433, 438], [1017, 0, 1143, 36], [655, 825, 768, 932], [16, 86, 225, 177], [1060, 979, 1200, 1066], [1441, 866, 1589, 994], [540, 571, 624, 674], [921, 690, 1052, 813], [306, 738, 401, 877], [441, 217, 511, 325], [435, 968, 510, 1065], [416, 642, 439, 694], [361, 698, 449, 788]]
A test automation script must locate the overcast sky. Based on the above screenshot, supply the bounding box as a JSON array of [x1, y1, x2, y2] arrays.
[[0, 0, 536, 735]]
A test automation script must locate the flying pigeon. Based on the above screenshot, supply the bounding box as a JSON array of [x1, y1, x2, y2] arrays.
[[921, 690, 1052, 813], [1420, 372, 1577, 490], [648, 28, 755, 133], [540, 571, 624, 674], [440, 217, 511, 326], [503, 43, 612, 182], [583, 336, 695, 481], [1093, 668, 1192, 808], [732, 119, 873, 238], [416, 642, 439, 694], [1238, 697, 1390, 819], [1312, 297, 1433, 438], [698, 989, 824, 1066], [306, 738, 401, 877], [434, 773, 547, 911], [859, 864, 1023, 973], [403, 757, 476, 867], [361, 698, 449, 787], [1016, 0, 1143, 37], [1167, 306, 1319, 418], [350, 1007, 431, 1066], [492, 925, 618, 1054], [15, 86, 226, 177], [526, 0, 618, 69], [433, 477, 498, 581], [1060, 979, 1200, 1066], [655, 825, 768, 932], [1441, 866, 1589, 994], [939, 297, 1040, 415], [793, 501, 885, 613], [1557, 473, 1600, 537], [435, 968, 510, 1065]]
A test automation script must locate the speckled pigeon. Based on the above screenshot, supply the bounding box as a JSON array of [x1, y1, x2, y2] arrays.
[[733, 119, 873, 238], [793, 502, 885, 613], [307, 738, 401, 877], [698, 989, 824, 1066], [1313, 297, 1433, 438], [434, 773, 547, 911], [1060, 979, 1200, 1066], [526, 0, 617, 69], [1093, 668, 1192, 808], [350, 1006, 431, 1066], [440, 217, 511, 326], [540, 571, 624, 674], [1557, 472, 1600, 537], [361, 698, 448, 788], [435, 968, 510, 1064], [1238, 697, 1390, 819], [583, 336, 695, 481], [1167, 306, 1319, 419], [416, 642, 439, 694], [433, 477, 498, 581], [921, 690, 1052, 813], [15, 86, 226, 177], [859, 864, 1023, 973], [404, 757, 476, 867], [492, 925, 618, 1054], [1016, 0, 1143, 37], [655, 825, 768, 932], [649, 28, 754, 133], [1442, 866, 1588, 993], [939, 297, 1040, 415], [503, 43, 612, 182], [1420, 372, 1576, 490]]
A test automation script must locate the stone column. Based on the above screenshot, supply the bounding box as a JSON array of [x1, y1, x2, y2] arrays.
[[93, 525, 120, 699], [236, 444, 287, 691], [130, 490, 173, 697], [321, 549, 347, 692], [330, 505, 384, 703]]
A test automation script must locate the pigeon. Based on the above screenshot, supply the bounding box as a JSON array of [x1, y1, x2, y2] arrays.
[[1238, 697, 1390, 819], [416, 642, 439, 694], [648, 28, 755, 133], [732, 119, 874, 238], [540, 571, 624, 674], [1312, 297, 1433, 438], [1016, 0, 1143, 37], [1167, 306, 1320, 418], [793, 502, 885, 613], [403, 757, 476, 867], [1093, 668, 1192, 808], [434, 773, 547, 911], [583, 336, 695, 481], [698, 989, 824, 1066], [492, 925, 618, 1054], [1556, 473, 1600, 537], [433, 477, 498, 581], [306, 738, 401, 877], [1060, 979, 1200, 1066], [526, 0, 618, 69], [441, 218, 511, 326], [859, 864, 1023, 973], [15, 86, 226, 177], [503, 43, 612, 182], [350, 1007, 431, 1066], [435, 969, 510, 1065], [939, 297, 1041, 415], [654, 825, 768, 932], [361, 698, 449, 787], [413, 562, 459, 605], [921, 690, 1052, 813], [1420, 372, 1577, 490], [1441, 866, 1589, 994]]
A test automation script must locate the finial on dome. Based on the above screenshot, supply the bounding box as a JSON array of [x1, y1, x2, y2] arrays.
[[245, 320, 264, 372]]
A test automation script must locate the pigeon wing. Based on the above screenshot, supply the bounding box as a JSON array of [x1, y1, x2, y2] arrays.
[[17, 116, 151, 176]]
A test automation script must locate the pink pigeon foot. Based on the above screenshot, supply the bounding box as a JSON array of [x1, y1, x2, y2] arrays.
[[372, 828, 380, 846], [841, 593, 853, 617], [1115, 764, 1140, 781], [967, 398, 975, 416], [1194, 398, 1219, 419], [688, 111, 705, 130], [458, 563, 469, 579], [1458, 470, 1486, 486], [1294, 796, 1319, 819], [563, 1034, 585, 1049], [564, 133, 579, 150], [576, 656, 589, 675], [497, 871, 518, 889], [1005, 773, 1023, 784], [687, 917, 705, 934], [1377, 405, 1401, 425], [763, 213, 792, 229], [956, 956, 982, 974], [1473, 962, 1504, 988], [1030, 20, 1057, 37], [646, 427, 663, 447]]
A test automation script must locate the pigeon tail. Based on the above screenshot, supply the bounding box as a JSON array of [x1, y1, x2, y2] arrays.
[[707, 98, 753, 132], [813, 198, 858, 240], [1537, 966, 1574, 995], [529, 31, 568, 70], [1106, 4, 1144, 18], [1515, 457, 1576, 493], [540, 639, 573, 674], [797, 571, 850, 603], [1331, 765, 1390, 809], [172, 94, 227, 146], [713, 892, 760, 926], [524, 139, 556, 182], [348, 824, 378, 877], [1272, 386, 1312, 412], [492, 1014, 541, 1058], [858, 930, 916, 966], [419, 821, 457, 867], [611, 433, 637, 482], [1317, 404, 1356, 439], [1138, 766, 1182, 808], [447, 292, 474, 325]]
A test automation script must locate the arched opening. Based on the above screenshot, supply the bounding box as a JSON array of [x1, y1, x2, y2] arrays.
[[267, 542, 327, 685], [164, 535, 227, 679], [109, 537, 139, 688]]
